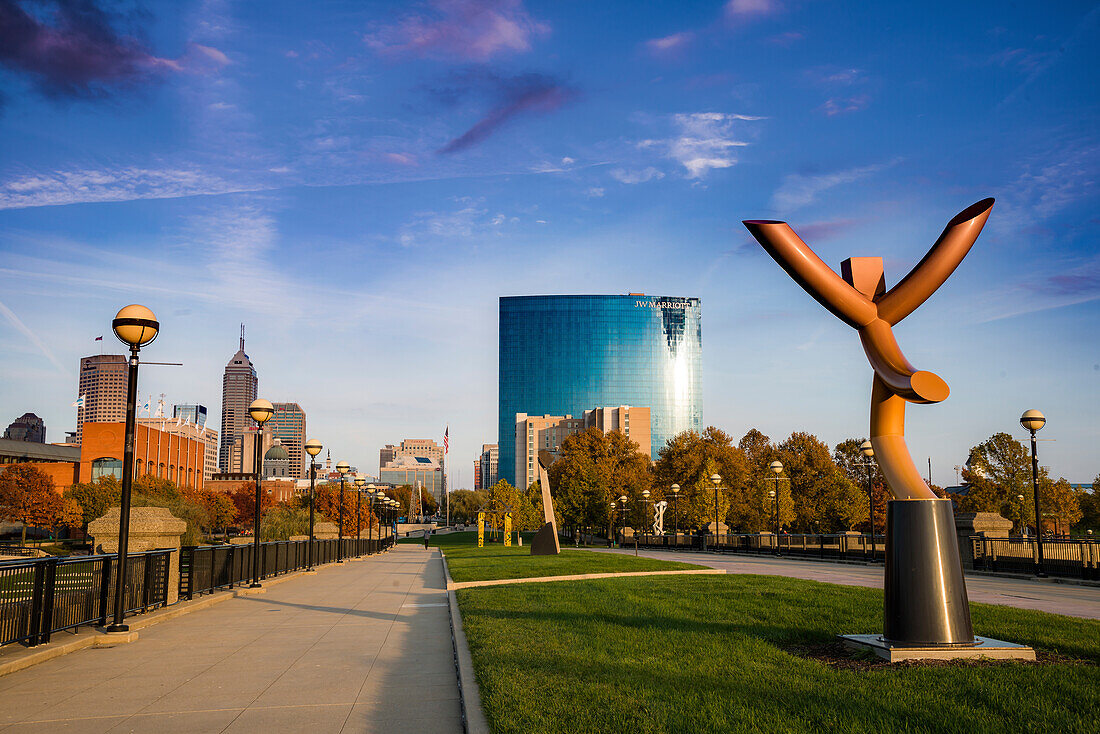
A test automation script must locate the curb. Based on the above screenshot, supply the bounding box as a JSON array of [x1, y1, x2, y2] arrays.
[[447, 568, 725, 591], [441, 551, 491, 734], [0, 554, 341, 678]]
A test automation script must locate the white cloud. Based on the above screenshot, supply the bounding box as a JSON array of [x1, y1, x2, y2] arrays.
[[771, 160, 896, 212], [0, 166, 256, 210], [666, 112, 759, 179], [586, 187, 605, 197], [610, 167, 664, 184]]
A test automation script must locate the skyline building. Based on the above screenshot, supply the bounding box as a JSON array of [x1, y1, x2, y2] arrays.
[[75, 354, 127, 444], [379, 438, 445, 474], [173, 404, 208, 428], [379, 455, 443, 498], [219, 327, 257, 473], [3, 413, 45, 443], [473, 458, 481, 490], [479, 444, 498, 489], [271, 402, 307, 478], [513, 406, 652, 489], [498, 294, 701, 485]]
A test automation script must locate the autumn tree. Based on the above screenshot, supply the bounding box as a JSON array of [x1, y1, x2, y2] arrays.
[[651, 427, 750, 533], [0, 465, 78, 545], [833, 438, 888, 533], [230, 484, 280, 531], [776, 432, 865, 531], [1076, 474, 1100, 533]]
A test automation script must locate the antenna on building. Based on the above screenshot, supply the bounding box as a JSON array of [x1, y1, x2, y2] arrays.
[[240, 323, 245, 351]]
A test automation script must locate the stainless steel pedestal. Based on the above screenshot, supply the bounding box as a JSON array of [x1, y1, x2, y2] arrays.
[[884, 498, 974, 646]]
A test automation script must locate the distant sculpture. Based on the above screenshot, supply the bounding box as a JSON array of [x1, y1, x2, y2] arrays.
[[744, 199, 995, 648], [531, 450, 561, 555], [653, 500, 668, 535]]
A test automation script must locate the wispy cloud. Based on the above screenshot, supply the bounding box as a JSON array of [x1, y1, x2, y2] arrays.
[[365, 0, 549, 62], [820, 94, 870, 116], [771, 160, 896, 212], [725, 0, 781, 21], [645, 31, 695, 57], [399, 196, 497, 245], [437, 72, 575, 153], [610, 167, 663, 184], [0, 166, 256, 210], [644, 112, 761, 179], [0, 0, 220, 101], [0, 298, 66, 373]]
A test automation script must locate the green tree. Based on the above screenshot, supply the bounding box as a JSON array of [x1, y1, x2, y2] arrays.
[[1076, 474, 1100, 533], [549, 427, 651, 537], [448, 489, 487, 523], [64, 477, 121, 533], [260, 506, 313, 540]]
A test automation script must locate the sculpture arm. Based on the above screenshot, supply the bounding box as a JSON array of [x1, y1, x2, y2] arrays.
[[859, 320, 949, 404], [743, 220, 878, 329], [876, 198, 994, 325]]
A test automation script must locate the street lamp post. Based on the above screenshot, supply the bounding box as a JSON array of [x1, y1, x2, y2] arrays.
[[247, 399, 274, 588], [670, 484, 680, 539], [1021, 409, 1047, 577], [335, 461, 350, 562], [709, 474, 722, 549], [354, 477, 366, 555], [859, 441, 876, 561], [105, 305, 159, 634], [618, 495, 628, 547], [304, 438, 322, 571], [365, 486, 376, 553], [641, 488, 651, 546], [769, 461, 783, 556], [609, 502, 616, 547], [1016, 494, 1026, 536]]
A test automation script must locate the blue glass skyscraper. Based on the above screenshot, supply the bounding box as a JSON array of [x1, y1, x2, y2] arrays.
[[498, 294, 701, 486]]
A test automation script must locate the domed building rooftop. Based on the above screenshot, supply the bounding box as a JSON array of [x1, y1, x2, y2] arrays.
[[265, 439, 290, 461]]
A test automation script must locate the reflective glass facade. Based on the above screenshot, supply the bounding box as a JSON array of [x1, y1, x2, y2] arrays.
[[499, 295, 701, 485]]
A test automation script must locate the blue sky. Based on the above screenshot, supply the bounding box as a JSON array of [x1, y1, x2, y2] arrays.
[[0, 0, 1097, 487]]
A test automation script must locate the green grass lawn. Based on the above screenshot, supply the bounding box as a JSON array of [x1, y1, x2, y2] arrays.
[[457, 574, 1100, 733], [412, 531, 703, 583]]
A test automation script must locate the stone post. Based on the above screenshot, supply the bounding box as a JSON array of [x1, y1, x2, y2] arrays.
[[89, 507, 187, 606], [314, 522, 339, 539], [953, 512, 1013, 569]]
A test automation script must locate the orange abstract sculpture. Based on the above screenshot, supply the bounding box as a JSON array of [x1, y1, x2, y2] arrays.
[[744, 199, 994, 501]]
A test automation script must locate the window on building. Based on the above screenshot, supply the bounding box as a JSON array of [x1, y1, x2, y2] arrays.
[[91, 457, 123, 481]]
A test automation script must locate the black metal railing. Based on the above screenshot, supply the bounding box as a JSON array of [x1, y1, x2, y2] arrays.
[[0, 544, 40, 558], [0, 550, 172, 648], [179, 534, 396, 600], [971, 536, 1099, 580], [625, 532, 887, 561]]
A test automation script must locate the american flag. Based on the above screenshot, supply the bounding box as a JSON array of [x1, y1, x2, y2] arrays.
[[443, 426, 449, 454]]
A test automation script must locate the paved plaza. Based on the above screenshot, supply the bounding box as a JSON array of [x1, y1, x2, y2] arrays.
[[598, 547, 1100, 619], [0, 545, 460, 734]]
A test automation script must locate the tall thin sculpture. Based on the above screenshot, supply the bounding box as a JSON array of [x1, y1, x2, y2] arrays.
[[531, 449, 561, 555], [743, 199, 994, 650]]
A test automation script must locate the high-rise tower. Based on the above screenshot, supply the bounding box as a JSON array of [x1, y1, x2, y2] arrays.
[[76, 354, 127, 444], [219, 325, 258, 473], [271, 402, 307, 478]]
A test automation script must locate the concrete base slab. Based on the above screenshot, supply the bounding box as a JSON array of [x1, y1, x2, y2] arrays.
[[234, 587, 267, 596], [93, 630, 139, 647], [839, 634, 1036, 662], [302, 570, 318, 575]]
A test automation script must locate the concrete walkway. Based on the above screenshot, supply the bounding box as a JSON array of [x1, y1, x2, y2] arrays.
[[0, 545, 460, 734], [596, 547, 1100, 619]]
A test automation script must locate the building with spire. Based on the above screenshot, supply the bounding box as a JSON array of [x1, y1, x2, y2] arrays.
[[219, 326, 258, 473]]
